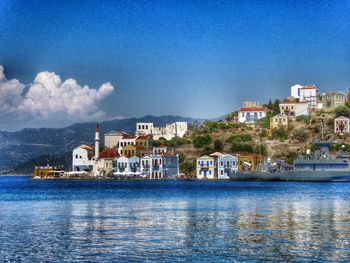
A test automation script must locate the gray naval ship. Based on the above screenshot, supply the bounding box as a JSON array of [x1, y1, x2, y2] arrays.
[[230, 141, 350, 182]]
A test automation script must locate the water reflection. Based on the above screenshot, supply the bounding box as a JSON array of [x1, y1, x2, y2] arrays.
[[1, 179, 350, 262]]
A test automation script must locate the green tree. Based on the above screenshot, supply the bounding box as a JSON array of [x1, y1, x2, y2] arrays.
[[273, 99, 281, 115], [180, 160, 196, 177], [213, 139, 224, 152], [335, 105, 350, 118], [255, 144, 267, 156], [193, 135, 212, 148]]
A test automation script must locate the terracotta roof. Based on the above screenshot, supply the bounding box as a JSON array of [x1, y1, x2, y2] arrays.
[[239, 106, 267, 112], [122, 135, 137, 139], [154, 145, 167, 148], [280, 101, 308, 104], [78, 144, 94, 151], [136, 135, 151, 140], [99, 148, 119, 159]]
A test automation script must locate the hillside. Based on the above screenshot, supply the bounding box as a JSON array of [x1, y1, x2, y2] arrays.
[[0, 115, 198, 171]]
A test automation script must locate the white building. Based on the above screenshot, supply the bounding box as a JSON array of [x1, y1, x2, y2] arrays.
[[196, 155, 215, 179], [72, 144, 94, 172], [290, 84, 320, 109], [153, 145, 168, 154], [279, 102, 309, 117], [238, 105, 267, 124], [334, 116, 350, 133], [217, 154, 238, 179], [104, 131, 129, 148], [136, 122, 188, 140]]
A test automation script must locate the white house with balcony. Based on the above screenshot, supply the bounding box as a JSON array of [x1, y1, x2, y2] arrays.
[[196, 155, 215, 179], [217, 154, 238, 179], [238, 105, 268, 124]]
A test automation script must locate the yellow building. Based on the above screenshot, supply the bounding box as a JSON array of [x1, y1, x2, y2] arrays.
[[237, 153, 264, 172], [270, 113, 289, 129], [121, 144, 149, 157], [33, 165, 65, 178], [135, 135, 152, 148]]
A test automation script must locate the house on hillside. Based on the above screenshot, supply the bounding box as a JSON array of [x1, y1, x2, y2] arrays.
[[238, 103, 267, 124], [322, 91, 346, 111], [290, 84, 321, 110], [334, 116, 350, 133], [270, 113, 289, 129], [279, 101, 309, 117]]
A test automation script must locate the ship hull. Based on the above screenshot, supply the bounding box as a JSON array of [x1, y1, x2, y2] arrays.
[[229, 170, 350, 182]]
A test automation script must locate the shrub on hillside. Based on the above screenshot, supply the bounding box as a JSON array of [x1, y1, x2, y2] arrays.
[[255, 144, 267, 156], [271, 127, 288, 140], [230, 142, 253, 153], [292, 128, 308, 142], [335, 105, 350, 118], [213, 139, 224, 152], [226, 134, 252, 143], [295, 115, 310, 124], [193, 135, 212, 148]]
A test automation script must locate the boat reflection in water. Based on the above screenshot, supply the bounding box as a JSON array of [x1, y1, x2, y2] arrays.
[[1, 177, 350, 261]]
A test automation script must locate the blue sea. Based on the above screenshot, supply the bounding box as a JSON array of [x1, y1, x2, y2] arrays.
[[1, 176, 350, 262]]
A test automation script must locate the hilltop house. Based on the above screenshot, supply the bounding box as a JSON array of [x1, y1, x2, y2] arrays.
[[322, 91, 346, 111], [136, 122, 188, 140], [279, 101, 309, 117], [238, 102, 267, 124], [334, 116, 350, 133], [290, 84, 320, 109]]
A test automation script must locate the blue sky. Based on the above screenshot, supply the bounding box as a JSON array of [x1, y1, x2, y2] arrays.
[[0, 0, 350, 130]]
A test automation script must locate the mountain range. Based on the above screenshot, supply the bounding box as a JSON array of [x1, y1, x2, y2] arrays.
[[0, 115, 202, 173]]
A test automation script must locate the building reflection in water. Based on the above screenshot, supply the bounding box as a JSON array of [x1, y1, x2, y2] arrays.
[[1, 185, 350, 262]]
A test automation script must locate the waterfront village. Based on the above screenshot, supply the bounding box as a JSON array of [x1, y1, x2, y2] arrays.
[[34, 84, 350, 180]]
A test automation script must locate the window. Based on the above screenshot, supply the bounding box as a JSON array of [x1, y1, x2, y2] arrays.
[[221, 170, 223, 175], [220, 161, 223, 166], [209, 170, 211, 175], [76, 154, 78, 158], [241, 113, 244, 117], [198, 161, 200, 165]]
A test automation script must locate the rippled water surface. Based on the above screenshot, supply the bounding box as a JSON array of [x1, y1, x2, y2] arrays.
[[1, 176, 350, 262]]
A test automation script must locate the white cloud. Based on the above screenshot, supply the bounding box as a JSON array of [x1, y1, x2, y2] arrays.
[[0, 65, 114, 127]]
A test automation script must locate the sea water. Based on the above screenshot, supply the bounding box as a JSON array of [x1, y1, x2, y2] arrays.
[[0, 176, 350, 262]]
